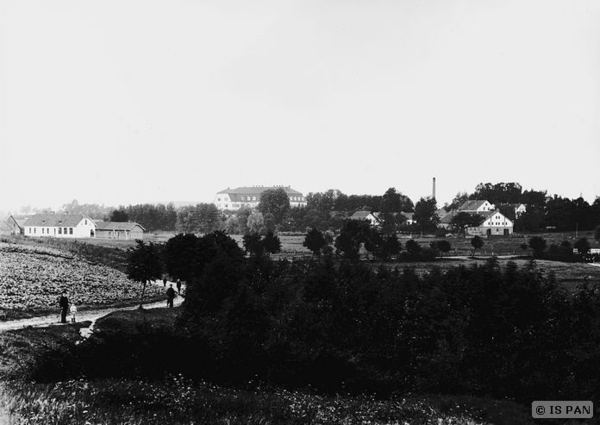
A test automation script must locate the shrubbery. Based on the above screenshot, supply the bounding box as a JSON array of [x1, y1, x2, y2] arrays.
[[170, 236, 600, 402]]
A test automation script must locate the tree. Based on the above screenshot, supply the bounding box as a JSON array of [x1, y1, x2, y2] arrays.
[[574, 238, 591, 256], [126, 240, 163, 309], [243, 233, 264, 257], [445, 191, 470, 212], [449, 212, 485, 237], [436, 240, 452, 257], [163, 233, 200, 283], [405, 239, 421, 258], [413, 197, 439, 234], [263, 232, 282, 256], [258, 188, 290, 224], [470, 236, 484, 257], [303, 227, 327, 257], [110, 209, 129, 222], [236, 207, 252, 235], [595, 225, 600, 244], [528, 236, 547, 258], [263, 213, 277, 234], [247, 212, 264, 235], [334, 219, 371, 261], [382, 233, 401, 260]]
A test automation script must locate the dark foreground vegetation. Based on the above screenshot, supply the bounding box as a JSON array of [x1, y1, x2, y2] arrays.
[[2, 231, 600, 423], [0, 312, 537, 424]]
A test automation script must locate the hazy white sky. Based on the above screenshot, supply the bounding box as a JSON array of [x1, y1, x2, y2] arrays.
[[1, 0, 599, 212]]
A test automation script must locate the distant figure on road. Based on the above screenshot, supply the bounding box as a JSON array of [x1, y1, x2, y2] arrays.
[[176, 279, 182, 295], [166, 284, 175, 308], [58, 292, 69, 324], [70, 303, 77, 323], [163, 277, 167, 287]]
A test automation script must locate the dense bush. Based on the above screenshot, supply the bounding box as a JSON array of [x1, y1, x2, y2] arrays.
[[171, 238, 600, 402]]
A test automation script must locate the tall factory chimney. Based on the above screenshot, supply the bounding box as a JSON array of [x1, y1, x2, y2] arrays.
[[432, 177, 436, 200]]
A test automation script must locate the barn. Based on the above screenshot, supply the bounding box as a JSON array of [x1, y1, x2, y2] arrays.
[[95, 221, 145, 240]]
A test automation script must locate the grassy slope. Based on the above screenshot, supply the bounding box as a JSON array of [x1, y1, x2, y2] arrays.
[[0, 309, 538, 425]]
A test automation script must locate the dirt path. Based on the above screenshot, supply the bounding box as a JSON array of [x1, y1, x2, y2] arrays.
[[0, 281, 185, 334]]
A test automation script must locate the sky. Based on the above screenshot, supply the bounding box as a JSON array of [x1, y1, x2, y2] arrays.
[[1, 0, 599, 214]]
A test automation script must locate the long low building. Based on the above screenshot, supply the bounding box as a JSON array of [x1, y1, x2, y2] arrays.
[[22, 213, 97, 238], [95, 221, 145, 240]]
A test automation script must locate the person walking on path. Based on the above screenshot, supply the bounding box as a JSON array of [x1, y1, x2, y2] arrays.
[[163, 277, 167, 287], [70, 303, 78, 323], [58, 292, 69, 324], [166, 284, 175, 308], [176, 279, 182, 295]]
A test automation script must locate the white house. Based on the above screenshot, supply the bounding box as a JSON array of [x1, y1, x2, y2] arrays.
[[514, 203, 527, 217], [23, 213, 96, 238], [465, 210, 514, 236], [214, 186, 307, 210]]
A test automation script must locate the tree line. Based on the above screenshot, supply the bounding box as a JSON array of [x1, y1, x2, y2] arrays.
[[50, 182, 600, 235]]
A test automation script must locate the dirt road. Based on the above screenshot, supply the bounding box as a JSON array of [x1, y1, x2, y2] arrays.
[[0, 281, 185, 334]]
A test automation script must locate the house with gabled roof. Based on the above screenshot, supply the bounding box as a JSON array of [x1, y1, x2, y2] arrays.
[[95, 221, 145, 240], [349, 211, 381, 227], [214, 186, 307, 210], [23, 213, 96, 238], [440, 200, 513, 236]]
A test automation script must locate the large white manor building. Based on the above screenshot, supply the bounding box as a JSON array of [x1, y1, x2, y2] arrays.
[[214, 186, 307, 211]]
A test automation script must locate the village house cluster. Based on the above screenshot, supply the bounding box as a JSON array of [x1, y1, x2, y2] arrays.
[[6, 213, 145, 240], [350, 200, 525, 237]]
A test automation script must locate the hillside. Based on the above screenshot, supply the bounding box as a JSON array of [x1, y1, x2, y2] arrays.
[[0, 242, 165, 316]]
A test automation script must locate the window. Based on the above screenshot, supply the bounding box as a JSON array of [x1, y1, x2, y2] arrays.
[[58, 228, 62, 235], [85, 220, 87, 225], [64, 228, 67, 234], [42, 228, 44, 234], [34, 228, 36, 234], [69, 228, 73, 235]]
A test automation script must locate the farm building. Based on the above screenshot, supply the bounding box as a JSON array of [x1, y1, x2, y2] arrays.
[[349, 211, 381, 226], [6, 215, 28, 235], [214, 186, 307, 210], [95, 221, 145, 240], [466, 210, 514, 236], [23, 213, 96, 238], [439, 200, 514, 236]]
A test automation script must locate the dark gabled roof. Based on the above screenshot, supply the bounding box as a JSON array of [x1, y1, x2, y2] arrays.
[[95, 221, 145, 232], [458, 200, 489, 211], [23, 214, 93, 228], [350, 211, 380, 221]]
